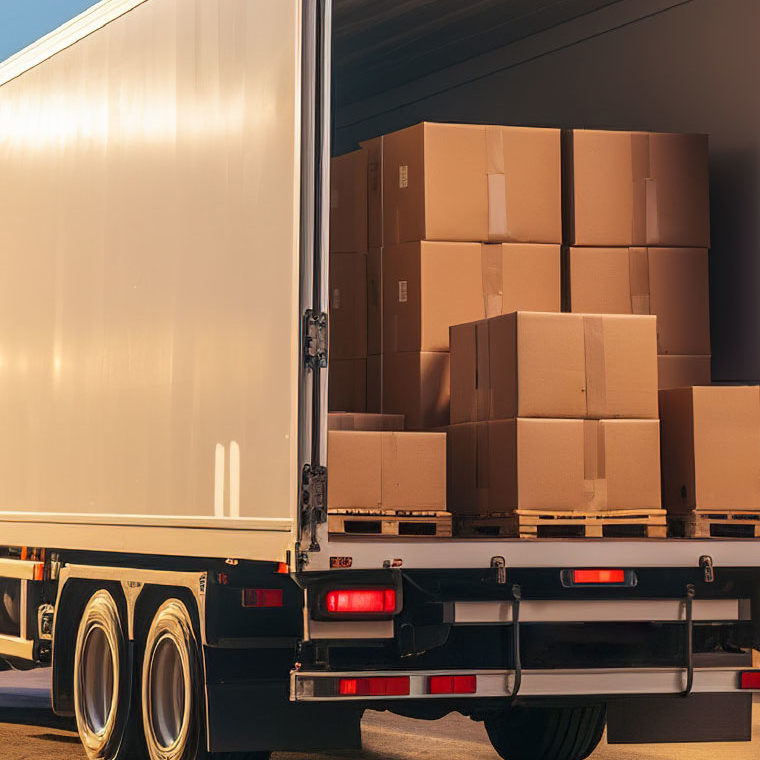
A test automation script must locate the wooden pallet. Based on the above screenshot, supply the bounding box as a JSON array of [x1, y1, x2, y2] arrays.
[[669, 510, 760, 539], [455, 509, 667, 539], [328, 509, 452, 538]]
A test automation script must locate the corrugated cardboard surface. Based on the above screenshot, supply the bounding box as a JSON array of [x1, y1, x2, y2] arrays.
[[329, 253, 367, 359], [451, 312, 658, 423], [383, 122, 561, 245], [383, 241, 484, 353], [566, 129, 710, 247], [328, 412, 404, 431], [367, 248, 383, 356], [383, 351, 450, 430], [660, 386, 760, 512], [566, 247, 710, 355], [327, 431, 446, 510], [360, 136, 384, 249], [367, 354, 382, 413], [328, 358, 366, 413], [449, 418, 660, 515], [330, 150, 368, 254], [658, 355, 712, 390]]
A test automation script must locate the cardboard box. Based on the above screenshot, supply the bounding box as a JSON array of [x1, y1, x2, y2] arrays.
[[564, 247, 710, 355], [367, 354, 382, 413], [564, 129, 710, 247], [328, 412, 404, 431], [360, 136, 383, 249], [383, 122, 562, 245], [367, 248, 383, 355], [660, 386, 760, 512], [449, 312, 658, 424], [328, 358, 366, 413], [327, 430, 446, 510], [329, 253, 367, 359], [448, 418, 661, 515], [330, 150, 368, 253], [383, 351, 450, 430], [384, 242, 561, 354], [658, 355, 712, 390]]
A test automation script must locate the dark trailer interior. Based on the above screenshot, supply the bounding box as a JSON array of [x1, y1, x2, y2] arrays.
[[331, 0, 760, 384]]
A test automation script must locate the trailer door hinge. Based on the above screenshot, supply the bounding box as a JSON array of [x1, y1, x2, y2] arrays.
[[700, 555, 714, 583], [303, 310, 328, 371], [301, 464, 327, 552]]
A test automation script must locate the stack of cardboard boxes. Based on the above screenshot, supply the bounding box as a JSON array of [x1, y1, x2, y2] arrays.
[[448, 312, 662, 517], [562, 130, 712, 389]]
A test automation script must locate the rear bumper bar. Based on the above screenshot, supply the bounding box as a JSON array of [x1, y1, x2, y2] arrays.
[[291, 666, 759, 702]]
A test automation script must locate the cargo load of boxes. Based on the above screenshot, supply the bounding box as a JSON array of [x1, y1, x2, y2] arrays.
[[327, 120, 760, 540]]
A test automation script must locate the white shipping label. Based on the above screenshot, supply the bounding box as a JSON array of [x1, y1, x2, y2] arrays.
[[398, 280, 408, 303], [332, 288, 341, 310], [399, 165, 409, 189]]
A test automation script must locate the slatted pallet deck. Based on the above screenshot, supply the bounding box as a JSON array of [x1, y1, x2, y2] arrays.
[[669, 510, 760, 539], [328, 509, 453, 538], [455, 509, 668, 539]]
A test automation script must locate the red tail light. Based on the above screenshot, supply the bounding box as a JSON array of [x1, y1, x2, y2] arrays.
[[242, 588, 283, 608], [740, 671, 760, 689], [338, 676, 410, 697], [572, 569, 626, 585], [428, 675, 477, 695], [325, 589, 396, 615]]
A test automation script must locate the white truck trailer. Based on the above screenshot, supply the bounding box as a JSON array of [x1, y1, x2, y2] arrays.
[[0, 1, 759, 759]]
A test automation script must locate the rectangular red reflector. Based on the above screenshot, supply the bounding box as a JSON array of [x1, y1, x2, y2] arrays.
[[572, 569, 626, 585], [326, 589, 396, 614], [275, 562, 289, 574], [242, 588, 283, 608], [338, 676, 410, 697], [740, 671, 760, 689], [428, 675, 477, 695]]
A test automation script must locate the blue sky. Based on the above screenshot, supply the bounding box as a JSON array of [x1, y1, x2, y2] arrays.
[[0, 1, 99, 62]]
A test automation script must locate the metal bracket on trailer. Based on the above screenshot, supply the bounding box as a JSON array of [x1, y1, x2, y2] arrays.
[[301, 464, 327, 554], [303, 309, 328, 371]]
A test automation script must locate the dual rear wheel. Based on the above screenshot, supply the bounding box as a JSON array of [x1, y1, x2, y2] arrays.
[[73, 590, 270, 760]]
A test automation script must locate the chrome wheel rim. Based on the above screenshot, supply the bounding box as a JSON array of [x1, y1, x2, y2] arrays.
[[149, 635, 186, 750], [81, 625, 116, 736]]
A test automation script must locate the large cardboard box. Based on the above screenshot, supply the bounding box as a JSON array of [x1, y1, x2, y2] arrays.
[[384, 242, 561, 353], [329, 253, 367, 359], [330, 150, 368, 254], [328, 412, 404, 431], [658, 355, 712, 390], [449, 312, 658, 424], [564, 247, 710, 355], [564, 129, 710, 247], [448, 418, 661, 515], [328, 358, 366, 413], [660, 386, 760, 512], [360, 136, 384, 249], [383, 351, 450, 430], [367, 248, 383, 356], [383, 122, 562, 245], [328, 430, 446, 510]]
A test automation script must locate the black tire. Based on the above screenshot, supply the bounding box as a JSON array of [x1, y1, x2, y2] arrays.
[[74, 589, 144, 760], [485, 704, 605, 760]]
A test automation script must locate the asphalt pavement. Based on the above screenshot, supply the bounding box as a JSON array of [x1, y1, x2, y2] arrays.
[[0, 669, 757, 760]]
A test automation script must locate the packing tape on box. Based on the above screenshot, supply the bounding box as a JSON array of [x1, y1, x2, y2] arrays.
[[486, 126, 508, 240], [583, 420, 608, 510], [475, 423, 490, 512], [631, 133, 660, 245], [628, 248, 651, 315], [583, 315, 607, 418], [481, 244, 504, 318]]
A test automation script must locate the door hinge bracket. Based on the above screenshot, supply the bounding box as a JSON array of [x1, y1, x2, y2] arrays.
[[303, 309, 328, 371], [301, 463, 327, 552]]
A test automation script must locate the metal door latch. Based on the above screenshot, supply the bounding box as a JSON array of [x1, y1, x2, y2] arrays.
[[301, 464, 327, 552], [491, 556, 507, 585], [303, 310, 328, 371], [700, 555, 714, 583]]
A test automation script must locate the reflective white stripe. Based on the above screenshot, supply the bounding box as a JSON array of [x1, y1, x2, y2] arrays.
[[454, 599, 742, 624], [291, 667, 754, 702]]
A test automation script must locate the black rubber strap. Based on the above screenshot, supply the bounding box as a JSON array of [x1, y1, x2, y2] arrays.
[[682, 584, 696, 697], [511, 583, 522, 698]]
